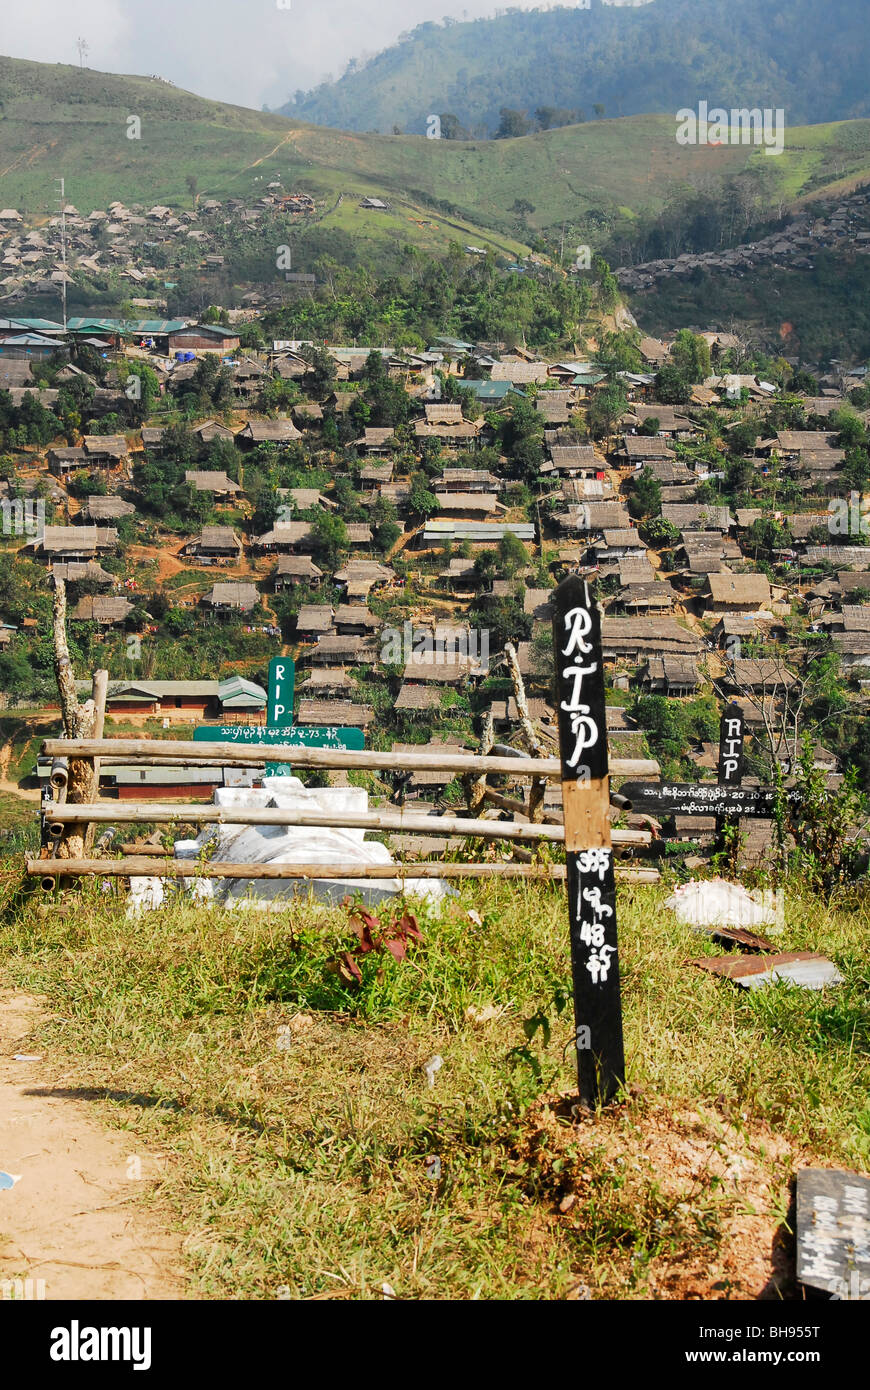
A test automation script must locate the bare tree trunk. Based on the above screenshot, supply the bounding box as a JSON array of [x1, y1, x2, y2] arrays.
[[85, 667, 109, 852], [467, 708, 494, 816], [52, 578, 97, 861], [504, 642, 547, 823]]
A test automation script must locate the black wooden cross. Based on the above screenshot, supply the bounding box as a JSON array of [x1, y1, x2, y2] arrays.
[[552, 574, 626, 1108]]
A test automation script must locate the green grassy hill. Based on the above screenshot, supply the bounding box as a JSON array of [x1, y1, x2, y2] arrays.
[[2, 56, 870, 273], [0, 57, 529, 262]]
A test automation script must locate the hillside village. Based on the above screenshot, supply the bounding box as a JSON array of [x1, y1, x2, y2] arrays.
[[1, 191, 870, 869], [615, 189, 870, 291]]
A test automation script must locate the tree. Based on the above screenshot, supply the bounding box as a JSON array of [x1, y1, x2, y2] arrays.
[[408, 472, 439, 520], [239, 321, 266, 350], [654, 364, 692, 404], [473, 550, 498, 587], [640, 516, 680, 549], [252, 489, 282, 534], [729, 419, 760, 455], [185, 174, 198, 206], [745, 517, 793, 556], [497, 531, 528, 578], [121, 361, 159, 424], [300, 345, 336, 397], [587, 381, 627, 442], [593, 256, 620, 312], [501, 397, 544, 481], [439, 113, 468, 140], [596, 329, 642, 377], [670, 329, 711, 384], [495, 108, 530, 139], [159, 423, 199, 468], [831, 408, 867, 451], [310, 511, 348, 570], [628, 467, 661, 520], [535, 106, 579, 130], [370, 495, 401, 553], [472, 596, 530, 653]]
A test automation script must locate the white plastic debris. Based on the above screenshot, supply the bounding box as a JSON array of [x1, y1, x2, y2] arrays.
[[665, 878, 784, 930], [127, 778, 452, 912], [12, 1054, 42, 1062], [423, 1054, 443, 1088], [126, 874, 164, 917]]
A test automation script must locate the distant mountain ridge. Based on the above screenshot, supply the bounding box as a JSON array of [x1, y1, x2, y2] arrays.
[[281, 0, 870, 135]]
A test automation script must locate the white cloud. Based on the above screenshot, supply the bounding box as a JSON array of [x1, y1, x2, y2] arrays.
[[2, 0, 635, 110]]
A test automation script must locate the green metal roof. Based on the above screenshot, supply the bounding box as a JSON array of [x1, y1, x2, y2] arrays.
[[178, 324, 240, 338], [218, 675, 267, 708], [0, 316, 66, 333], [459, 380, 525, 400], [67, 318, 188, 334]]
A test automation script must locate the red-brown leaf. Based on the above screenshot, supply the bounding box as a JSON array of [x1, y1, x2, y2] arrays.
[[340, 951, 363, 982], [396, 911, 423, 943], [356, 923, 378, 954], [382, 937, 407, 962], [349, 908, 380, 935]]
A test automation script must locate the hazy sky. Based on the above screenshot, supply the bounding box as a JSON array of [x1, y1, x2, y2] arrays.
[[1, 0, 652, 111]]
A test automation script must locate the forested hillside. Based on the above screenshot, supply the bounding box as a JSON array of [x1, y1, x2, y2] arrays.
[[282, 0, 870, 136]]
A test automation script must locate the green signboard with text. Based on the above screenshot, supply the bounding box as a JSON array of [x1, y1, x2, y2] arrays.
[[194, 656, 364, 776]]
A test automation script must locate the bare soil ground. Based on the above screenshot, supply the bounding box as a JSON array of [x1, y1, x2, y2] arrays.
[[515, 1091, 799, 1300], [0, 990, 186, 1300]]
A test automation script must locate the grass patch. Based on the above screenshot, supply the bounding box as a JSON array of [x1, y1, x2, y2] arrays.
[[0, 876, 866, 1299]]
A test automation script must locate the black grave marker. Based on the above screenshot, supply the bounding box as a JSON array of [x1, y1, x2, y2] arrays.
[[552, 575, 625, 1108]]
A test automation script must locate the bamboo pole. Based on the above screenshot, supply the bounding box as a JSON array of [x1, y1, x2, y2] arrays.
[[28, 857, 661, 884], [42, 801, 652, 847], [40, 738, 659, 779]]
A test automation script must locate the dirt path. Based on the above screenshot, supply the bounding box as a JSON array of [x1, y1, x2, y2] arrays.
[[0, 744, 39, 803], [0, 991, 185, 1300], [242, 133, 297, 172]]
